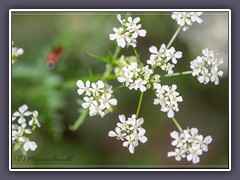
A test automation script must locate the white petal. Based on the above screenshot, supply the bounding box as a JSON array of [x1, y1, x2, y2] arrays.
[[23, 142, 30, 151], [187, 154, 193, 161], [129, 144, 135, 154], [167, 151, 176, 157], [191, 128, 198, 136], [170, 131, 179, 139], [192, 155, 200, 164], [139, 136, 147, 143], [13, 111, 20, 116], [76, 80, 84, 88], [108, 131, 117, 137], [119, 115, 126, 123], [77, 89, 84, 95], [204, 136, 213, 144], [24, 111, 32, 116], [109, 99, 117, 106], [19, 105, 28, 113], [149, 46, 158, 54], [123, 141, 128, 147], [167, 109, 174, 118], [29, 141, 37, 151], [18, 117, 26, 124]]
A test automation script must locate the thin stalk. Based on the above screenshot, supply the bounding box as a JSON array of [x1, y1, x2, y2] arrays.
[[133, 47, 141, 65], [165, 71, 192, 77], [167, 26, 182, 49], [171, 117, 183, 132], [136, 92, 144, 119], [69, 109, 89, 131]]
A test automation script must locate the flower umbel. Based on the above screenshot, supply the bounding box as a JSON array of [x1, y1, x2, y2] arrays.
[[153, 84, 183, 118], [109, 14, 146, 48], [168, 127, 212, 164], [171, 12, 203, 31], [190, 48, 224, 85], [108, 114, 147, 154], [147, 44, 182, 74], [76, 80, 118, 117]]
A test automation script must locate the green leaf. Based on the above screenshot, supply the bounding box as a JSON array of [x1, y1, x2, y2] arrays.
[[85, 52, 111, 63]]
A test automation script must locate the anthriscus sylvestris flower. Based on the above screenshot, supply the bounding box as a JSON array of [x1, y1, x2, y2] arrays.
[[108, 114, 147, 154]]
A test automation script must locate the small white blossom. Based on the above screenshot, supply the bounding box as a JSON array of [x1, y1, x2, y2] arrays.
[[171, 12, 203, 31], [29, 111, 41, 127], [109, 14, 146, 48], [12, 105, 41, 153], [12, 41, 24, 64], [76, 80, 118, 117], [168, 127, 212, 164], [190, 48, 224, 85], [117, 62, 153, 92], [108, 114, 147, 154], [12, 104, 32, 124], [153, 84, 183, 118], [147, 44, 182, 74]]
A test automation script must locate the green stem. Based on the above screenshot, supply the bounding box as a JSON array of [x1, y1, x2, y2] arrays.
[[133, 47, 141, 65], [136, 92, 144, 119], [167, 26, 182, 49], [113, 84, 125, 90], [165, 70, 192, 77], [69, 110, 89, 131], [113, 46, 121, 59], [171, 117, 183, 132], [69, 45, 121, 131]]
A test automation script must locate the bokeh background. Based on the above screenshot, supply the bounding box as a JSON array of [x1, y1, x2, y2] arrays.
[[11, 11, 229, 168]]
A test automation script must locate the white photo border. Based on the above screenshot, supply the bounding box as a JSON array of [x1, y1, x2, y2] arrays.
[[9, 9, 231, 171]]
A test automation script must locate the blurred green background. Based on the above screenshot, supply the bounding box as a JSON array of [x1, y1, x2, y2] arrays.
[[11, 11, 229, 168]]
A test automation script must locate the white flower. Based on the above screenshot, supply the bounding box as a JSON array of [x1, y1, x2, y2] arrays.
[[12, 105, 41, 153], [117, 62, 153, 92], [170, 131, 186, 147], [29, 111, 41, 127], [153, 84, 183, 118], [99, 93, 117, 109], [168, 148, 186, 161], [76, 80, 118, 117], [76, 80, 91, 96], [171, 12, 203, 31], [108, 114, 147, 154], [89, 101, 105, 117], [195, 135, 213, 152], [12, 104, 32, 124], [187, 146, 203, 164], [17, 123, 32, 136], [168, 127, 213, 164], [123, 134, 138, 154], [12, 41, 24, 64], [147, 44, 182, 74], [108, 127, 126, 141], [109, 14, 146, 48], [190, 48, 224, 85], [21, 139, 38, 152]]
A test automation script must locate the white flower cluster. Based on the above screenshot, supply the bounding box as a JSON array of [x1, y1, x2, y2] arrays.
[[117, 62, 153, 92], [171, 12, 203, 31], [12, 105, 40, 152], [114, 55, 138, 77], [147, 44, 182, 74], [168, 128, 213, 164], [190, 48, 224, 85], [12, 41, 24, 64], [153, 84, 183, 118], [76, 80, 117, 117], [109, 14, 146, 48], [108, 114, 147, 154]]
